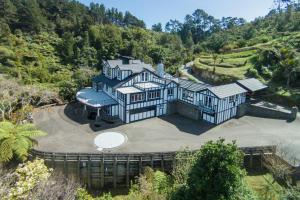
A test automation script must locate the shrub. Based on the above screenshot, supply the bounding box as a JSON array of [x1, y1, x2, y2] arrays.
[[246, 68, 260, 78], [58, 80, 78, 102]]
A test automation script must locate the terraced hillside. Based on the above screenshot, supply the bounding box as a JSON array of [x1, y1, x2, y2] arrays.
[[192, 32, 300, 107]]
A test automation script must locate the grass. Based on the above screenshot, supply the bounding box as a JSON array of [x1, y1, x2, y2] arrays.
[[194, 58, 251, 79], [246, 173, 283, 200]]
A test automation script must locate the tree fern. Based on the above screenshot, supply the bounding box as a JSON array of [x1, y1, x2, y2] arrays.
[[0, 121, 46, 163]]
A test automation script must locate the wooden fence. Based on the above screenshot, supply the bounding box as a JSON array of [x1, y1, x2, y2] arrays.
[[31, 146, 276, 189]]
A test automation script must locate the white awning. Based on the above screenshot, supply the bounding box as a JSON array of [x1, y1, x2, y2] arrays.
[[76, 88, 117, 108], [135, 82, 161, 89], [116, 86, 142, 94]]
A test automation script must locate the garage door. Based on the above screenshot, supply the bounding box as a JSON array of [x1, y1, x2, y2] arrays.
[[203, 112, 215, 124], [129, 106, 156, 122]]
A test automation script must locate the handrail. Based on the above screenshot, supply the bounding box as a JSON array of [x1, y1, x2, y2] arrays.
[[31, 145, 276, 158]]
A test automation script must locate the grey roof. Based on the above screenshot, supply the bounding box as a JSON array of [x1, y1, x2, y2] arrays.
[[92, 74, 136, 89], [106, 59, 155, 74], [209, 83, 247, 99], [236, 78, 268, 92], [76, 88, 117, 108], [176, 78, 210, 92]]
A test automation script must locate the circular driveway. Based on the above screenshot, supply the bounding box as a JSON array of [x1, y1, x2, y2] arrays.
[[33, 104, 300, 164]]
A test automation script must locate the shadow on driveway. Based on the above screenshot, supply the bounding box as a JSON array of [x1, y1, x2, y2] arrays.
[[159, 115, 216, 136], [64, 103, 124, 132]]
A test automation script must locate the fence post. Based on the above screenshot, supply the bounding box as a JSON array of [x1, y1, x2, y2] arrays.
[[113, 157, 117, 189], [77, 155, 81, 183], [126, 156, 130, 188], [101, 154, 104, 188], [52, 153, 55, 168], [88, 156, 91, 189], [161, 154, 165, 172]]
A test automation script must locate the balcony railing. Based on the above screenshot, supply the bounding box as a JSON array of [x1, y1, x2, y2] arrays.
[[199, 102, 216, 113]]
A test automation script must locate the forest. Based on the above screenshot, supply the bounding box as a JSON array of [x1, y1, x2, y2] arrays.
[[0, 0, 300, 106], [0, 0, 300, 199]]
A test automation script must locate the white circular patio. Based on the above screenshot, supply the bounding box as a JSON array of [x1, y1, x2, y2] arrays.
[[94, 132, 127, 151]]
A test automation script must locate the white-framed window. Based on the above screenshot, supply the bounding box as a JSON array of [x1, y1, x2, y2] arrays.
[[131, 93, 145, 103], [182, 89, 194, 102], [141, 72, 149, 82], [167, 88, 174, 96], [148, 90, 160, 100]]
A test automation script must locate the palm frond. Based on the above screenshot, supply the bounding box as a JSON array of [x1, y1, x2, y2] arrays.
[[16, 123, 37, 132], [0, 121, 15, 132], [0, 137, 14, 162], [13, 137, 30, 161], [20, 130, 47, 137]]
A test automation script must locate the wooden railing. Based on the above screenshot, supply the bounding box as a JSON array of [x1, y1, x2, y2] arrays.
[[30, 146, 277, 189]]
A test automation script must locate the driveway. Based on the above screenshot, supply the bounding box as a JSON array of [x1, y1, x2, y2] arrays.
[[33, 104, 300, 164]]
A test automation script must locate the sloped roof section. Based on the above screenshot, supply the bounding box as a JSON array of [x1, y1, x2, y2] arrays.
[[236, 78, 268, 92], [106, 59, 155, 74], [176, 78, 210, 92], [209, 83, 247, 99], [76, 88, 117, 108]]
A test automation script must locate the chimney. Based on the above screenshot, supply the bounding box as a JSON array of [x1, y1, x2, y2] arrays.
[[156, 62, 165, 78]]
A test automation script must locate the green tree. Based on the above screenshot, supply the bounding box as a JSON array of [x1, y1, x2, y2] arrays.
[[152, 23, 163, 32], [0, 121, 46, 162], [212, 53, 219, 74], [186, 139, 247, 200], [60, 32, 76, 63]]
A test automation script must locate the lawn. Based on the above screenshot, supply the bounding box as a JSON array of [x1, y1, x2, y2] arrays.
[[246, 173, 283, 200]]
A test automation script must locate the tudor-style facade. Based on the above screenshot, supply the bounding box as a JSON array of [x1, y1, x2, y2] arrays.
[[76, 57, 265, 125]]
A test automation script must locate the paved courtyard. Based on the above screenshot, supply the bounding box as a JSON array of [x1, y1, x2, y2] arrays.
[[33, 104, 300, 163]]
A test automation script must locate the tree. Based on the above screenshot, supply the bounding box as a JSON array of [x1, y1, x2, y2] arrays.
[[0, 121, 46, 162], [152, 23, 163, 32], [212, 53, 218, 74], [186, 139, 247, 200], [123, 11, 146, 28], [60, 32, 76, 63]]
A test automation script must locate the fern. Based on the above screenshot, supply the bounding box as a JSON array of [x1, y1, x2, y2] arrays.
[[0, 121, 46, 163]]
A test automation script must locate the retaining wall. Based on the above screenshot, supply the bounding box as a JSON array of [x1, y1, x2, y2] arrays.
[[31, 146, 276, 190], [168, 100, 200, 120], [237, 102, 297, 121]]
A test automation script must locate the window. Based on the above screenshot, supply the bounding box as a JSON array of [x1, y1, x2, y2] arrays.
[[141, 72, 149, 82], [205, 96, 212, 107], [117, 70, 121, 79], [117, 92, 125, 101], [167, 88, 174, 96], [148, 90, 160, 100], [130, 93, 145, 103], [112, 89, 116, 96], [229, 96, 234, 103], [182, 89, 194, 102], [107, 68, 112, 77]]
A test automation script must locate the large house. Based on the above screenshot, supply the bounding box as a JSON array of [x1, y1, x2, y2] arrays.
[[76, 57, 265, 124]]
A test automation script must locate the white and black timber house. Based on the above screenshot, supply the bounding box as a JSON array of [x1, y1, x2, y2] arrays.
[[76, 56, 266, 124]]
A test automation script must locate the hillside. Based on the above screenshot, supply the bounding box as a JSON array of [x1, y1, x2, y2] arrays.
[[192, 31, 300, 106]]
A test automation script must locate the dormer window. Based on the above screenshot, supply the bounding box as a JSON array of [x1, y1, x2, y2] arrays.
[[141, 72, 149, 82]]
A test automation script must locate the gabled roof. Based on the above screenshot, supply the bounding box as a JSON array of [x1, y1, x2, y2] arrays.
[[236, 78, 268, 92], [175, 78, 210, 92], [208, 83, 247, 99], [106, 59, 155, 74], [92, 74, 137, 89]]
